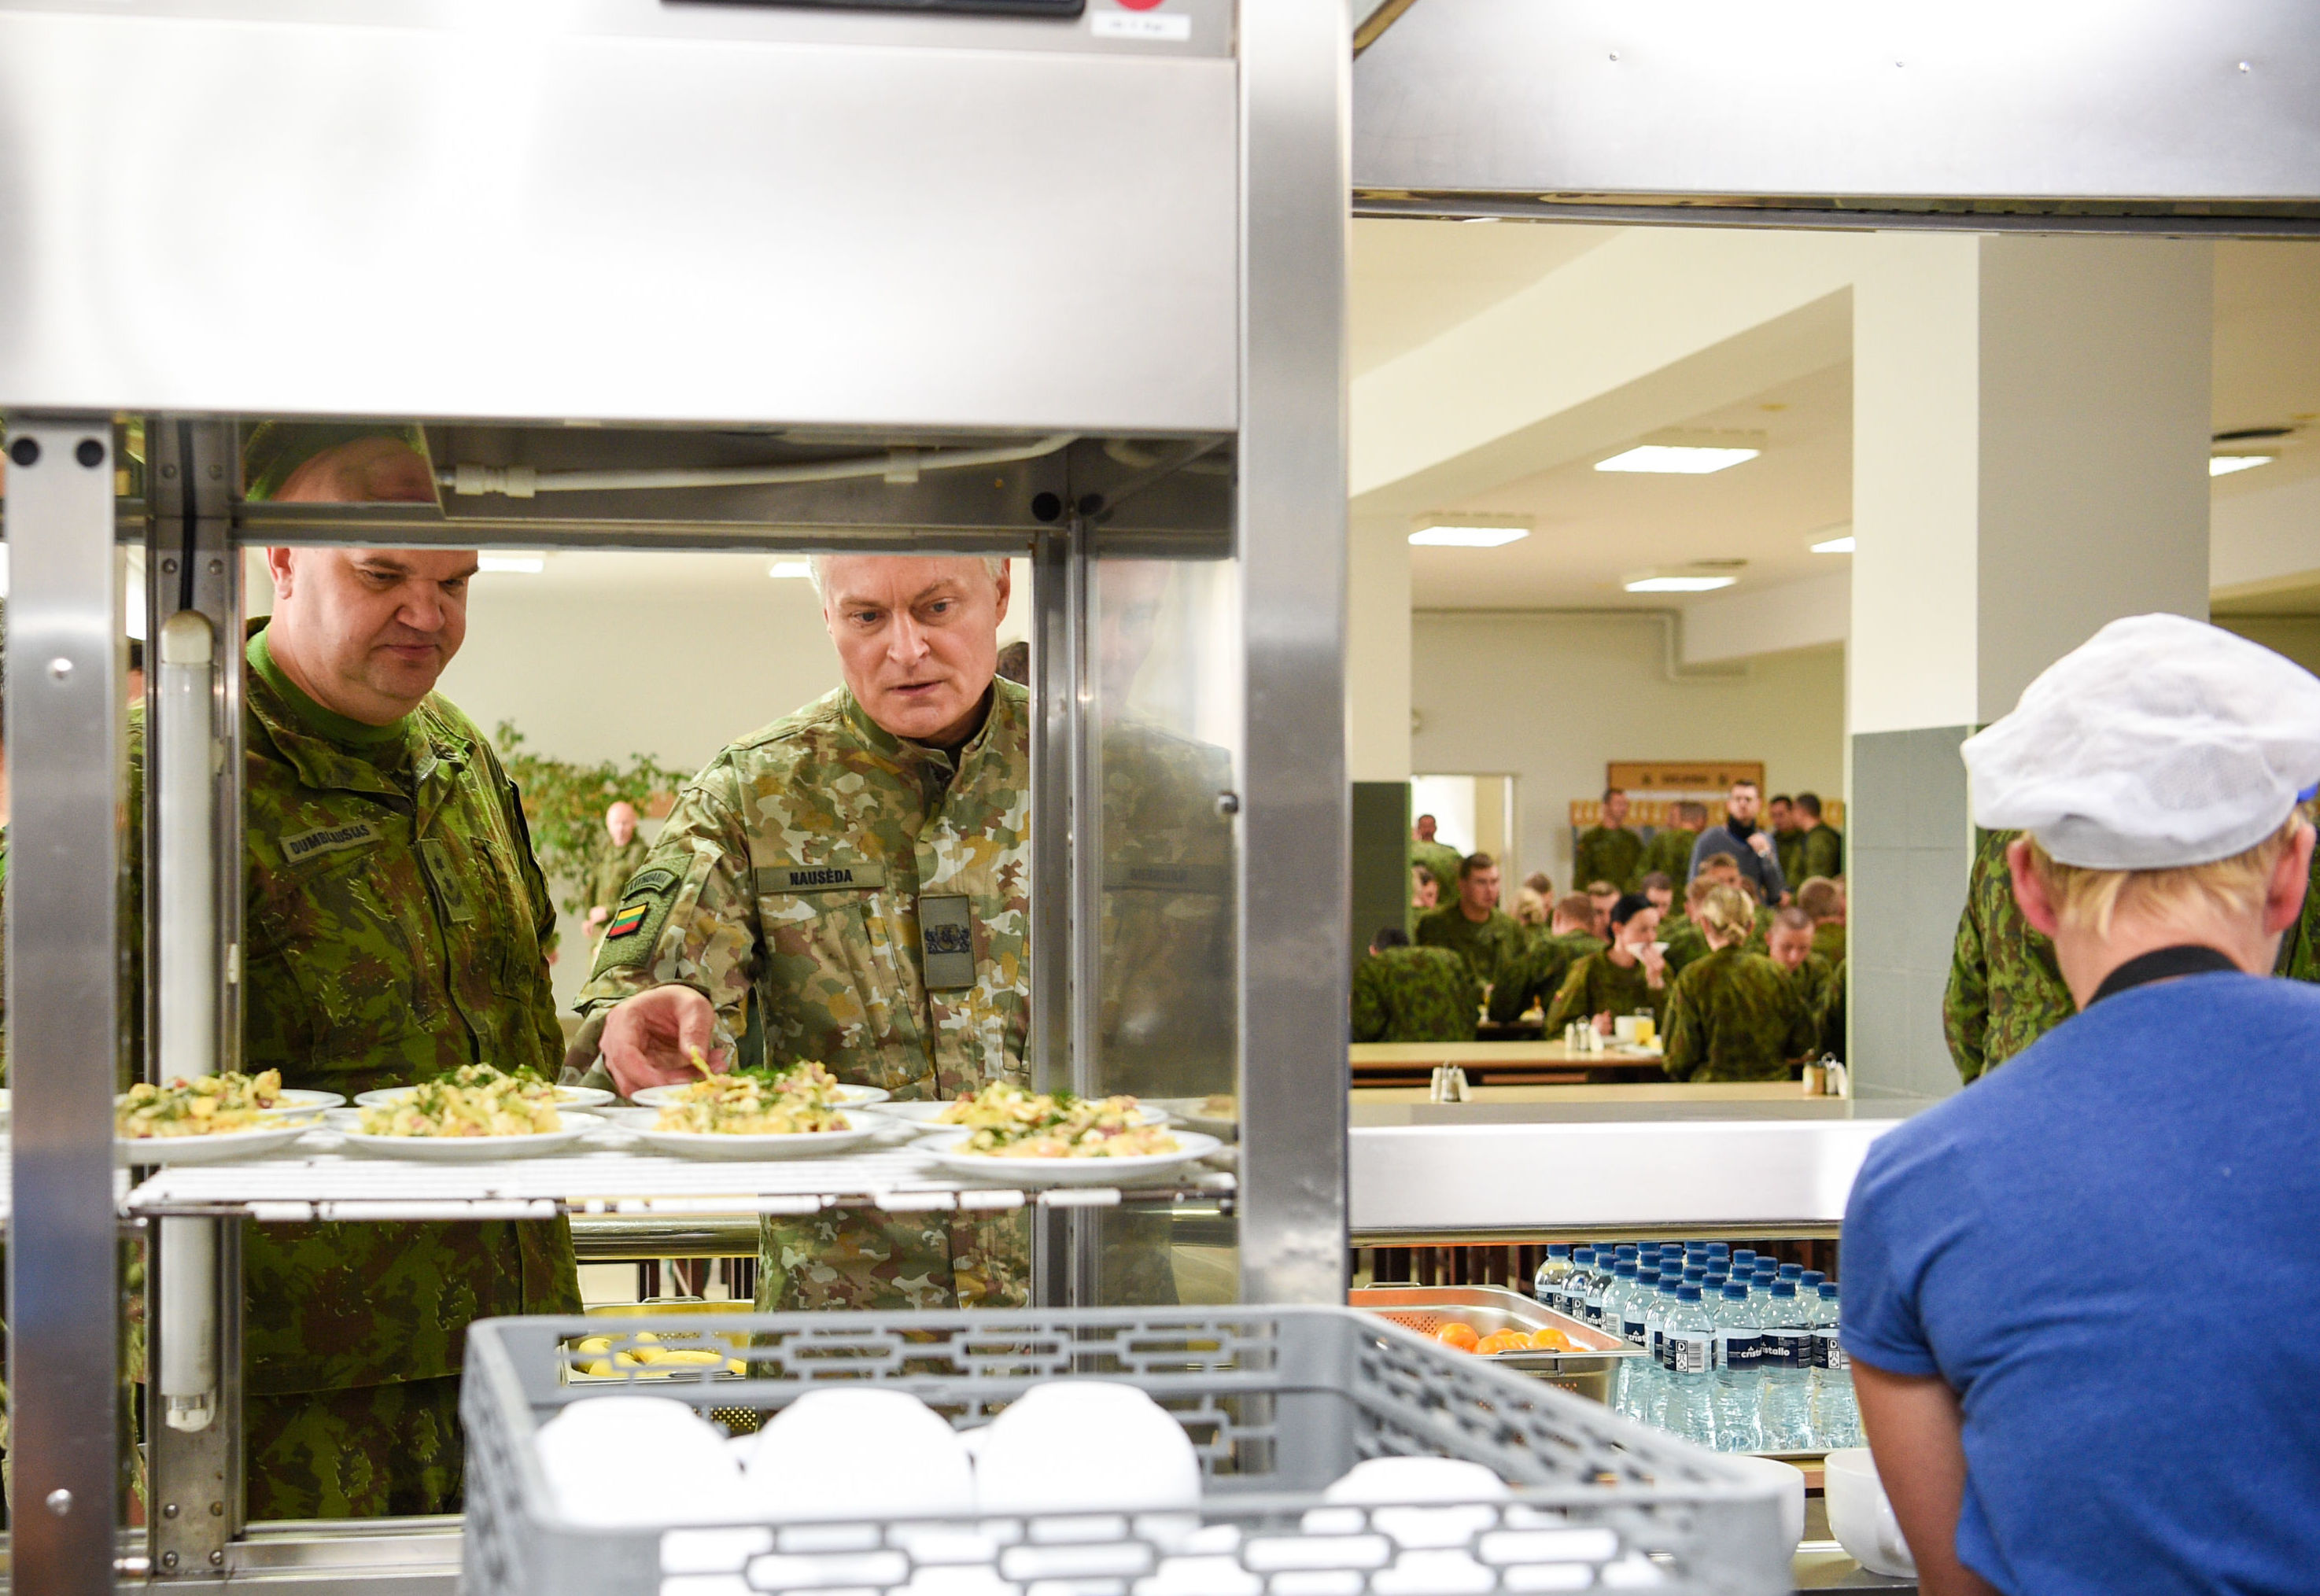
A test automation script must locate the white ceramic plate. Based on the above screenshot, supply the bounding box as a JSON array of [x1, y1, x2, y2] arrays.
[[352, 1083, 614, 1110], [1144, 1097, 1236, 1137], [632, 1081, 889, 1110], [912, 1128, 1223, 1187], [331, 1119, 594, 1162], [616, 1114, 886, 1162], [260, 1089, 345, 1115], [869, 1100, 1171, 1129], [116, 1117, 324, 1166]]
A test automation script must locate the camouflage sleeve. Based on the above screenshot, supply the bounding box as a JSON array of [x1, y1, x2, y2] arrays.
[[1540, 960, 1592, 1035], [1661, 968, 1704, 1082], [1942, 852, 1991, 1083], [1784, 974, 1819, 1063], [1485, 944, 1539, 1024], [478, 738, 567, 1064], [1349, 960, 1388, 1043], [574, 761, 762, 1060]]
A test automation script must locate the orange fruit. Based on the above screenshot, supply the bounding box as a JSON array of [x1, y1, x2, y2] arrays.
[[1525, 1328, 1573, 1351], [1475, 1329, 1530, 1355], [1433, 1322, 1481, 1352]]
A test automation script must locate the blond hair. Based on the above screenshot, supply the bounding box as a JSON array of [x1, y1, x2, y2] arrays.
[[1695, 883, 1758, 945], [2023, 813, 2303, 938]]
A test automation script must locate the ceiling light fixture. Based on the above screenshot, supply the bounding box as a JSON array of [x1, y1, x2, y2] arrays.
[[769, 560, 814, 579], [478, 554, 544, 574], [1409, 517, 1531, 548], [1811, 535, 1857, 555], [1595, 444, 1760, 475], [2210, 455, 2275, 477], [1625, 573, 1735, 594]]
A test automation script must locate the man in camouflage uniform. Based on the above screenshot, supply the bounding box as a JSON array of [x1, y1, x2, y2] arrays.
[[576, 555, 1042, 1312], [1765, 905, 1836, 1042], [1352, 928, 1478, 1044], [1942, 826, 2075, 1082], [1769, 794, 1805, 888], [1794, 791, 1844, 880], [1488, 894, 1604, 1023], [1662, 884, 1817, 1082], [1411, 816, 1465, 912], [138, 423, 580, 1518], [1573, 787, 1645, 894], [1638, 800, 1702, 887], [1413, 853, 1526, 993], [581, 800, 652, 937], [1544, 894, 1671, 1034], [1797, 875, 1846, 968]]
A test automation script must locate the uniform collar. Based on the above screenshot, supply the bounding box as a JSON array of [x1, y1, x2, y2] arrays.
[[246, 621, 470, 802], [839, 680, 1018, 783]]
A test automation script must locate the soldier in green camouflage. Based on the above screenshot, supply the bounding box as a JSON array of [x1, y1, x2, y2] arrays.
[[1544, 894, 1672, 1034], [1769, 795, 1806, 888], [1660, 875, 1715, 977], [1573, 787, 1646, 894], [1413, 853, 1527, 992], [1793, 792, 1844, 880], [1488, 894, 1604, 1023], [581, 800, 653, 937], [1662, 884, 1818, 1082], [1411, 817, 1465, 909], [2274, 809, 2320, 982], [1765, 905, 1836, 1041], [1352, 929, 1479, 1043], [129, 425, 581, 1518], [577, 555, 1045, 1313], [1797, 876, 1846, 968], [1638, 802, 1702, 888], [1942, 826, 2075, 1082]]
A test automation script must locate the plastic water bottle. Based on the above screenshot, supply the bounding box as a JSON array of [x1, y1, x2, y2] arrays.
[[1533, 1244, 1573, 1312], [1632, 1277, 1675, 1427], [1778, 1262, 1805, 1286], [1756, 1281, 1815, 1450], [1811, 1282, 1862, 1448], [1711, 1283, 1765, 1452], [1706, 1242, 1730, 1265], [1581, 1250, 1617, 1331], [1599, 1262, 1636, 1353], [1731, 1249, 1757, 1275], [1610, 1265, 1653, 1416], [1662, 1285, 1718, 1445], [1558, 1248, 1594, 1319]]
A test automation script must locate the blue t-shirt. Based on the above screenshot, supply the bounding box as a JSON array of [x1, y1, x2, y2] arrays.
[[1842, 971, 2320, 1596]]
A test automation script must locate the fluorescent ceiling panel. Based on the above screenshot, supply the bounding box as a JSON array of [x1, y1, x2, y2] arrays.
[[1595, 445, 1760, 475]]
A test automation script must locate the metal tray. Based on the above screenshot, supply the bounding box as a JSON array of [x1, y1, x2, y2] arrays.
[[1352, 1284, 1639, 1405]]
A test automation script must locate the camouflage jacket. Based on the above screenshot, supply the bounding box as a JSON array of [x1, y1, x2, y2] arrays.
[[1798, 825, 1844, 881], [1662, 947, 1817, 1082], [582, 835, 653, 917], [1543, 950, 1670, 1034], [1488, 930, 1604, 1023], [1817, 959, 1847, 1061], [1662, 915, 1711, 977], [1413, 904, 1527, 992], [1351, 946, 1478, 1044], [1774, 830, 1806, 890], [1411, 839, 1465, 897], [1810, 920, 1846, 968], [130, 627, 579, 1395], [1639, 827, 1698, 886], [1573, 826, 1644, 894], [1942, 827, 2074, 1083], [1779, 952, 1838, 1040], [2274, 823, 2320, 982]]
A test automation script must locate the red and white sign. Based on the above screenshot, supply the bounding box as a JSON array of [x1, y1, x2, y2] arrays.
[[1094, 0, 1192, 41]]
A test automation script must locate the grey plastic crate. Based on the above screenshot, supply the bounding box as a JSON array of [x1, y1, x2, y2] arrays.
[[461, 1306, 1789, 1596]]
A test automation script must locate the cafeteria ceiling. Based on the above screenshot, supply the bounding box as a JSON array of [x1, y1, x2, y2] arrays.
[[1354, 221, 2320, 629]]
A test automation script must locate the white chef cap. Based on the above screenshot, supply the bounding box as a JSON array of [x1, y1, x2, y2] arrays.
[[1961, 614, 2320, 870]]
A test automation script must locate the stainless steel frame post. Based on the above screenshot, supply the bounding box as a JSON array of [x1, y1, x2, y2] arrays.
[[144, 419, 245, 1578], [6, 414, 129, 1594], [1234, 0, 1352, 1305]]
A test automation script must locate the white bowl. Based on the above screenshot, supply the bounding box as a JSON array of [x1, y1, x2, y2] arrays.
[[913, 1129, 1223, 1188], [870, 1100, 1171, 1129], [975, 1381, 1201, 1520], [115, 1117, 323, 1166], [354, 1082, 612, 1109], [1717, 1454, 1805, 1553], [745, 1388, 975, 1524], [1823, 1448, 1916, 1578], [1318, 1457, 1508, 1551], [537, 1397, 742, 1527]]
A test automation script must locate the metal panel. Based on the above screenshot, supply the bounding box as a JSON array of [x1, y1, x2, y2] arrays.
[[1355, 0, 2320, 207], [0, 8, 1237, 431], [1234, 0, 1351, 1306], [5, 414, 126, 1595]]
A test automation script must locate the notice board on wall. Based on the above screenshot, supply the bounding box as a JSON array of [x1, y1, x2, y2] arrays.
[[1605, 761, 1764, 793]]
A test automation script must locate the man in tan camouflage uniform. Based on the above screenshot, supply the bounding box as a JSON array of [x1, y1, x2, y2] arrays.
[[1573, 787, 1645, 894], [581, 799, 652, 937], [137, 423, 581, 1518], [576, 555, 1038, 1312], [1488, 894, 1605, 1023], [1352, 928, 1478, 1043], [1942, 826, 2075, 1082], [1662, 883, 1817, 1082], [1414, 853, 1526, 992]]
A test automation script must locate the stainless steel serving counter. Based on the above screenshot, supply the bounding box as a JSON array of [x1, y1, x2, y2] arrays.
[[1348, 1086, 1928, 1242]]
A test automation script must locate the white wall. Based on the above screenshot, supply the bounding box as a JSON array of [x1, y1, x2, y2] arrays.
[[1411, 611, 1846, 894]]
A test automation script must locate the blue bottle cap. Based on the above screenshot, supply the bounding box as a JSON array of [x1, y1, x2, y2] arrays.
[[1771, 1281, 1796, 1298], [1818, 1282, 1840, 1299], [1638, 1269, 1660, 1285], [1722, 1282, 1749, 1300], [1779, 1262, 1803, 1279], [1573, 1248, 1595, 1264], [1547, 1244, 1571, 1258], [1732, 1250, 1757, 1266], [1615, 1244, 1639, 1259], [1684, 1265, 1706, 1281], [1707, 1242, 1730, 1257], [1800, 1270, 1827, 1287], [1615, 1262, 1636, 1278], [1677, 1285, 1702, 1301]]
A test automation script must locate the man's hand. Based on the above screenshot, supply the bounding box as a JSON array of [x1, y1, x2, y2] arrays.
[[1747, 832, 1775, 858], [584, 905, 610, 937], [1637, 943, 1668, 988], [597, 986, 728, 1098], [1591, 1012, 1613, 1036]]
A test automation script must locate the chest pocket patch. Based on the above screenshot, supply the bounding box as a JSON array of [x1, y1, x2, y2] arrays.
[[418, 838, 476, 923], [753, 862, 888, 894]]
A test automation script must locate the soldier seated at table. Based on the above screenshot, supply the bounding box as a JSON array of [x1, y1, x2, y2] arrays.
[[1352, 927, 1479, 1045], [1544, 893, 1671, 1036], [1489, 894, 1604, 1024], [1662, 884, 1819, 1083]]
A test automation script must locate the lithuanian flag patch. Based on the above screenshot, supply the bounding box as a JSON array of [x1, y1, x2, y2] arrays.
[[606, 901, 652, 939]]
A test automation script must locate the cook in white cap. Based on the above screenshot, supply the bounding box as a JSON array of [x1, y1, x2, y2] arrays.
[[1838, 614, 2320, 1596]]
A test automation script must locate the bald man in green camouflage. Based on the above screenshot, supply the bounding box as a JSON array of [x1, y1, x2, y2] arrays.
[[133, 425, 581, 1518], [1352, 929, 1478, 1043], [1942, 827, 2075, 1082]]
